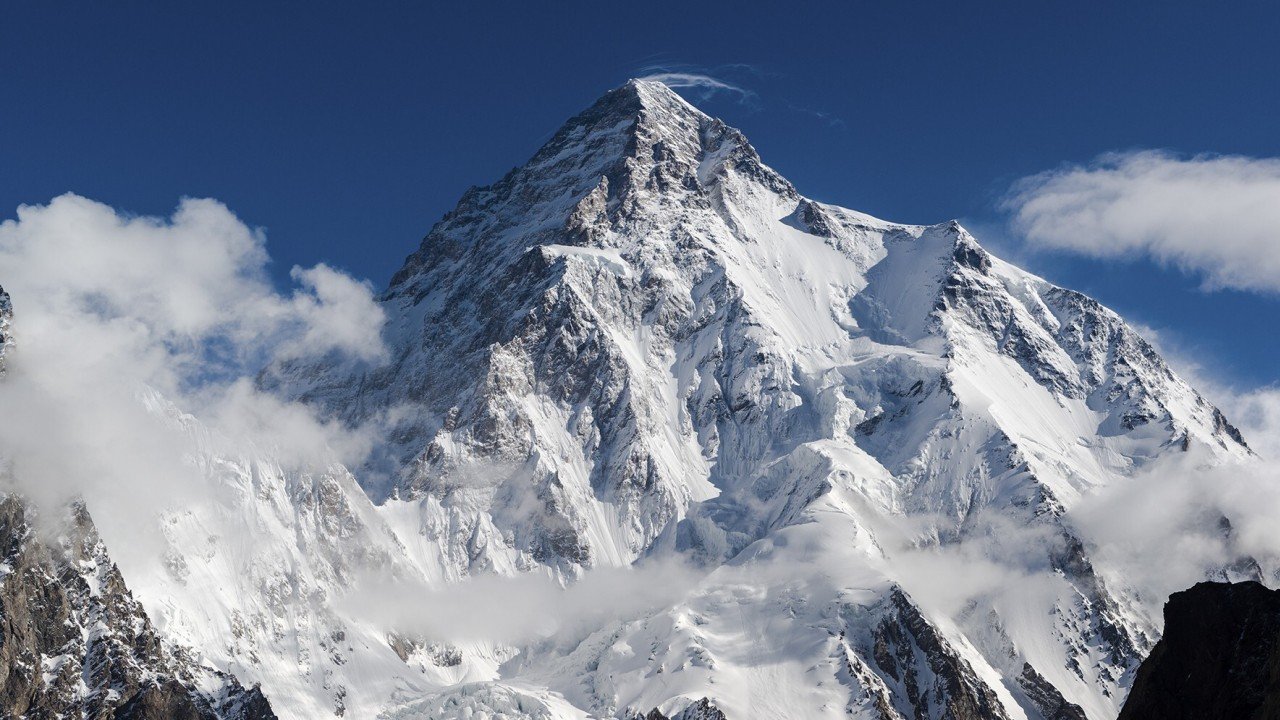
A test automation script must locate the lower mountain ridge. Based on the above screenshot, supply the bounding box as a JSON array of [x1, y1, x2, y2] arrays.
[[0, 493, 275, 720]]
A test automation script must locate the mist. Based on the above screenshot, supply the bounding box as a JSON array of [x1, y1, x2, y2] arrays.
[[0, 194, 385, 553], [342, 557, 704, 646]]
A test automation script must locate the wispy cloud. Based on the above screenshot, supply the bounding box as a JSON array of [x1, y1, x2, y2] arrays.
[[636, 72, 735, 92], [341, 557, 702, 645], [1003, 150, 1280, 293], [635, 63, 845, 128], [787, 102, 846, 128], [636, 63, 758, 105]]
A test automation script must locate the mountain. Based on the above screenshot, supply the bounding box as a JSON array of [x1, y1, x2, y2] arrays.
[[1119, 581, 1280, 719], [256, 80, 1256, 718], [2, 81, 1266, 719], [274, 79, 1247, 565]]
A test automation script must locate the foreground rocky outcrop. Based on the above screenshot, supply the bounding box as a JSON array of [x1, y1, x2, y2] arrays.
[[1119, 581, 1280, 720], [0, 495, 277, 719]]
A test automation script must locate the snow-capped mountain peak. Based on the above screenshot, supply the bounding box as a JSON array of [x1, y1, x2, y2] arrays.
[[54, 81, 1261, 719]]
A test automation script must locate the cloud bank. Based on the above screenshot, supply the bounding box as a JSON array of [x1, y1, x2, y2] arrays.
[[0, 193, 385, 537], [344, 558, 702, 645], [1004, 150, 1280, 293]]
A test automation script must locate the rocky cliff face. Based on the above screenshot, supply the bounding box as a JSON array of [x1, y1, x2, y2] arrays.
[[1119, 581, 1280, 720], [0, 496, 275, 720], [0, 286, 12, 375]]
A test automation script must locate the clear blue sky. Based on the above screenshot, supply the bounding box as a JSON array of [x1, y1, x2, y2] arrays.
[[3, 2, 1277, 387]]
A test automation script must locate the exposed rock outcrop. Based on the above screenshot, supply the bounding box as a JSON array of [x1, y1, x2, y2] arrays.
[[0, 495, 276, 719], [1119, 581, 1280, 720]]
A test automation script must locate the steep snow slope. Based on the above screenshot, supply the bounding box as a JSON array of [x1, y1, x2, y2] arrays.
[[119, 391, 515, 719], [99, 81, 1263, 719]]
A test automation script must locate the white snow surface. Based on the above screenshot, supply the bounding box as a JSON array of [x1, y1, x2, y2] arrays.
[[89, 80, 1264, 719]]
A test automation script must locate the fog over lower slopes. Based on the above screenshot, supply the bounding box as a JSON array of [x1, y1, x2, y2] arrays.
[[0, 194, 386, 556], [0, 192, 1276, 650]]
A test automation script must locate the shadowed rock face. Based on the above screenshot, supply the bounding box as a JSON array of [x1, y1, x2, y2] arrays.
[[1017, 663, 1088, 720], [1119, 581, 1280, 720], [868, 588, 1013, 720], [0, 285, 12, 371], [0, 496, 276, 720]]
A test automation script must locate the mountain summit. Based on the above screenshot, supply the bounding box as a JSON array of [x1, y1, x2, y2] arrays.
[[277, 77, 1245, 572], [63, 80, 1262, 719]]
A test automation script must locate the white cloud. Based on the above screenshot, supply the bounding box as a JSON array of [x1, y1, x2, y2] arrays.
[[1004, 150, 1280, 293], [0, 193, 385, 535], [1069, 447, 1280, 610], [637, 71, 755, 103], [342, 558, 702, 645], [284, 263, 386, 362], [0, 194, 385, 367], [1218, 385, 1280, 459], [890, 512, 1064, 620]]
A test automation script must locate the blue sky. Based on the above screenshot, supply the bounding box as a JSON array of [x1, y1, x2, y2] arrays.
[[3, 1, 1278, 388]]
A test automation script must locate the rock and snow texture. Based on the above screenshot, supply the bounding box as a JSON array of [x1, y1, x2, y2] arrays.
[[0, 286, 12, 372], [2, 81, 1263, 719], [254, 80, 1256, 718], [0, 495, 276, 720]]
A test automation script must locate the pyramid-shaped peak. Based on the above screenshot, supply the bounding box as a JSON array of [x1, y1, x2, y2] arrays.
[[384, 75, 796, 295], [504, 76, 765, 197], [622, 77, 705, 109], [564, 77, 712, 136]]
